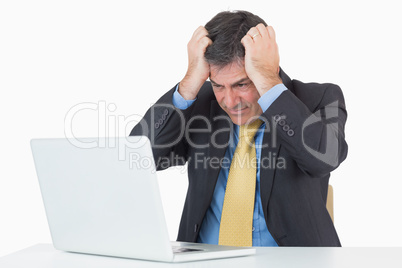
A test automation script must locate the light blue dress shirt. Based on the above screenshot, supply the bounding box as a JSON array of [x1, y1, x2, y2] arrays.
[[173, 83, 287, 246]]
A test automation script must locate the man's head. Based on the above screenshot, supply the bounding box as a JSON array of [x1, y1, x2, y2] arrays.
[[204, 11, 268, 125], [205, 10, 267, 67]]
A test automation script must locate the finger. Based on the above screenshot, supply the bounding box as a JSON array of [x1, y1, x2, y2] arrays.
[[199, 36, 213, 52], [256, 23, 268, 39], [267, 26, 276, 40], [191, 26, 202, 39], [192, 26, 208, 41], [246, 26, 261, 41], [241, 34, 253, 49]]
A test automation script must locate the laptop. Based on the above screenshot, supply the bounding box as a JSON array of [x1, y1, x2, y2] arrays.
[[30, 136, 256, 262]]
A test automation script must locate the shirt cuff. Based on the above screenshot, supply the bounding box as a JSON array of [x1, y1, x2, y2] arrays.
[[257, 83, 287, 112], [172, 84, 197, 110]]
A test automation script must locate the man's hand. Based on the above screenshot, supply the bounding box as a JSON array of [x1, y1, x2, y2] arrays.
[[179, 26, 212, 100], [241, 24, 282, 96]]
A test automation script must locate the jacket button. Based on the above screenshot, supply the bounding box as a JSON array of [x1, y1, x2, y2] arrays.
[[287, 129, 295, 137], [163, 109, 169, 116], [279, 119, 286, 126], [274, 114, 281, 122], [283, 124, 290, 131], [155, 122, 160, 129], [161, 114, 167, 120], [158, 118, 164, 125]]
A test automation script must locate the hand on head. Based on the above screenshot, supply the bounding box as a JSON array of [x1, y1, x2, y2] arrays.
[[241, 23, 282, 95], [179, 23, 282, 102], [179, 26, 212, 100]]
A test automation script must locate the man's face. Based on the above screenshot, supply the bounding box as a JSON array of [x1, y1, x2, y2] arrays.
[[210, 62, 263, 125]]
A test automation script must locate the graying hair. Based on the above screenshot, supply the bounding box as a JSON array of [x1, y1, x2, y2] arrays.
[[204, 10, 268, 68]]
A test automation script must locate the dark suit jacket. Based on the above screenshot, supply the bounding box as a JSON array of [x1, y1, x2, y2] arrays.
[[130, 69, 348, 246]]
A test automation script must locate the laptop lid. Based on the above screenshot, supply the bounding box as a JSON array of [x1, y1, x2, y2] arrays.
[[31, 136, 256, 262], [31, 136, 175, 262]]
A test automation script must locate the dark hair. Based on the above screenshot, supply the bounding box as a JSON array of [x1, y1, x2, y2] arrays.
[[204, 10, 267, 67]]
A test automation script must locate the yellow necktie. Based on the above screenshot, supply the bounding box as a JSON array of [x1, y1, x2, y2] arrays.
[[219, 119, 263, 247]]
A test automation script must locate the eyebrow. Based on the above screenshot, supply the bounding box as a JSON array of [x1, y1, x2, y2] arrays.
[[210, 77, 251, 87]]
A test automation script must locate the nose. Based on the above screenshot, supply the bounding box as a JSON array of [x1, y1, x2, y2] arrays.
[[224, 89, 240, 109]]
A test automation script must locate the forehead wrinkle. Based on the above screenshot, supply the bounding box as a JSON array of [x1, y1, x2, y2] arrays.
[[210, 61, 246, 82], [209, 63, 250, 88]]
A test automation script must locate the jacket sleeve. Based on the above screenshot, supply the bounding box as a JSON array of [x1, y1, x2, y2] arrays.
[[262, 82, 348, 178], [129, 84, 195, 171]]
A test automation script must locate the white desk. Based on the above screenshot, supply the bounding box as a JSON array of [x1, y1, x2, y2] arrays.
[[1, 244, 401, 267]]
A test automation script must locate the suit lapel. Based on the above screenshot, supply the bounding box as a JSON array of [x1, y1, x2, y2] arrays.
[[259, 127, 281, 215], [205, 100, 231, 197]]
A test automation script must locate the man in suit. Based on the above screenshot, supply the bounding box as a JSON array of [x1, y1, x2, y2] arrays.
[[130, 10, 347, 247]]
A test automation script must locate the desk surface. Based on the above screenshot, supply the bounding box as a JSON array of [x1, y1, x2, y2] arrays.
[[1, 244, 402, 268]]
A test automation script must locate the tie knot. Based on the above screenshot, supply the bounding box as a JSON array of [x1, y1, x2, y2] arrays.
[[239, 119, 263, 139]]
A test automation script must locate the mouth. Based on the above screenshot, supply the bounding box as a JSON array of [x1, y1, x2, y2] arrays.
[[228, 106, 249, 115]]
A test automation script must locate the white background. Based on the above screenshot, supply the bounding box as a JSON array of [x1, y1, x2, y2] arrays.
[[1, 0, 401, 257]]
